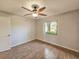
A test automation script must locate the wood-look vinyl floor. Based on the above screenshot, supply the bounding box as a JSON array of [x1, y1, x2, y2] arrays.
[[0, 40, 79, 59]]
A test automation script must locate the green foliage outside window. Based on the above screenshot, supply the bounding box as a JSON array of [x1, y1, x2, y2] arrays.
[[44, 22, 57, 35]]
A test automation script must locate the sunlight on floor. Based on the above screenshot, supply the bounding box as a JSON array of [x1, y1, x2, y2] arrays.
[[44, 48, 56, 59]]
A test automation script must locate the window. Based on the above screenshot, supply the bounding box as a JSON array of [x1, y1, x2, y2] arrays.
[[44, 21, 57, 35]]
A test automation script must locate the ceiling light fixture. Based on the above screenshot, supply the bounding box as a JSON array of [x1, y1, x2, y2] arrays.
[[32, 13, 38, 17]]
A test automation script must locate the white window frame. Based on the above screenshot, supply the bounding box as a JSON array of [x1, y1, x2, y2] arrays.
[[44, 21, 58, 35]]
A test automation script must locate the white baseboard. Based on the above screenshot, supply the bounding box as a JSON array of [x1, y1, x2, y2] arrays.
[[0, 48, 11, 52], [11, 39, 35, 48]]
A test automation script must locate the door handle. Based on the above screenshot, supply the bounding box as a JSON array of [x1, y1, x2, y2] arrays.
[[8, 34, 11, 37]]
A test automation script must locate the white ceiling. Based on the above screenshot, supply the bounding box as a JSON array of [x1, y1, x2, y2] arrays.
[[0, 0, 79, 16]]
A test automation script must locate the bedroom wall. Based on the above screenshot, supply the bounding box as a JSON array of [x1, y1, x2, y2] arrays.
[[36, 10, 79, 51], [11, 15, 36, 47]]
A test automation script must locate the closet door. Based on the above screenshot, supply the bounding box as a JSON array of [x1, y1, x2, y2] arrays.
[[0, 16, 11, 52]]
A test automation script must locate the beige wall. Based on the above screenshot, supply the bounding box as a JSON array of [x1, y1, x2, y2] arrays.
[[36, 10, 79, 51], [11, 15, 36, 47]]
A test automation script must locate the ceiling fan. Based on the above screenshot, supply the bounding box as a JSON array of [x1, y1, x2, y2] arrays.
[[22, 4, 47, 17]]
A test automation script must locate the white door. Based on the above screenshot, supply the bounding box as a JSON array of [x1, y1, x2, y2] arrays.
[[0, 16, 11, 52]]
